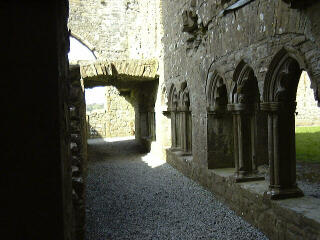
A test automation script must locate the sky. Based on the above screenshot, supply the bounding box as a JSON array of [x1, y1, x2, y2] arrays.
[[68, 37, 105, 105]]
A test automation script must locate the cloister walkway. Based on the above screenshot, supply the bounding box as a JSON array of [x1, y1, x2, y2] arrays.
[[85, 137, 268, 240]]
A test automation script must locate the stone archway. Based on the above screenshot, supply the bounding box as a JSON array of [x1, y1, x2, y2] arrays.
[[79, 60, 159, 151], [206, 70, 233, 169], [228, 60, 265, 182], [261, 48, 307, 199]]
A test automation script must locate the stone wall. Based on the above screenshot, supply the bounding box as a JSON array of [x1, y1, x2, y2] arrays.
[[162, 0, 320, 167], [296, 71, 320, 126], [167, 150, 320, 240], [3, 1, 74, 239], [69, 0, 161, 61], [86, 86, 135, 138], [68, 65, 88, 240], [162, 0, 320, 239]]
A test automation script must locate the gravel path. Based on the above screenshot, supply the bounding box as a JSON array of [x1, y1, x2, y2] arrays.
[[85, 138, 268, 240]]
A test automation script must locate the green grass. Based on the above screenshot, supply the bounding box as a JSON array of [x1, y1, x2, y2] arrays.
[[295, 126, 320, 163]]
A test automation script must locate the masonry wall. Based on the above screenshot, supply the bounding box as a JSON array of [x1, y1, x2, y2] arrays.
[[296, 71, 320, 126], [3, 1, 73, 239], [69, 0, 161, 61], [87, 86, 135, 138], [69, 0, 168, 158], [162, 0, 320, 239], [162, 0, 320, 167]]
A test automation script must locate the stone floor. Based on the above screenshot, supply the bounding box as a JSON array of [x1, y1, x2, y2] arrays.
[[297, 162, 320, 199], [85, 138, 268, 240]]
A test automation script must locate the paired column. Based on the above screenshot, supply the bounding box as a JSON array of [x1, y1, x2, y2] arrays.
[[180, 105, 192, 155], [169, 107, 180, 150], [261, 102, 303, 199], [228, 103, 264, 182]]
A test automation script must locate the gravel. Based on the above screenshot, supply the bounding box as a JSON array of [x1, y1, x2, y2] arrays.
[[85, 138, 269, 240]]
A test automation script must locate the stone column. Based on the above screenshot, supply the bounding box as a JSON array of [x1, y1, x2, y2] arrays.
[[68, 65, 88, 239], [169, 107, 178, 149], [228, 103, 264, 182], [176, 110, 182, 149], [187, 110, 192, 153], [261, 102, 303, 200], [180, 105, 192, 155]]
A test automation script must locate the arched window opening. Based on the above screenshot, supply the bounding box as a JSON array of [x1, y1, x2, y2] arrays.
[[179, 82, 192, 155], [228, 61, 265, 182], [168, 82, 192, 156], [168, 84, 180, 150], [206, 71, 233, 169], [261, 49, 307, 200], [68, 36, 96, 62], [295, 71, 320, 194]]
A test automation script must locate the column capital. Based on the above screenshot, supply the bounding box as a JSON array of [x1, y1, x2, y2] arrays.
[[227, 103, 255, 113], [260, 102, 296, 113]]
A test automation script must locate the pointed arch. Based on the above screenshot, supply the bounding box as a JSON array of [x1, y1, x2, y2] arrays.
[[180, 81, 191, 111], [261, 48, 305, 200], [263, 48, 302, 103], [228, 60, 265, 181], [231, 60, 259, 105], [70, 32, 98, 59], [206, 70, 233, 169], [160, 84, 168, 107], [168, 83, 178, 111], [206, 70, 228, 113], [178, 81, 192, 154]]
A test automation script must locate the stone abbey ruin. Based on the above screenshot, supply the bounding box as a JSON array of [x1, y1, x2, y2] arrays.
[[3, 0, 320, 239]]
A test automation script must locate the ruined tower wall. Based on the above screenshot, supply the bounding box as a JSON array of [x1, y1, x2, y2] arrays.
[[69, 0, 161, 61], [69, 0, 168, 157]]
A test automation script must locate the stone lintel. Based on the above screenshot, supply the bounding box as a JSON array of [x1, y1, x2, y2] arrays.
[[78, 59, 158, 80]]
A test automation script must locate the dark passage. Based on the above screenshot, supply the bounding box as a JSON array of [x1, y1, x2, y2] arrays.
[[86, 138, 268, 240]]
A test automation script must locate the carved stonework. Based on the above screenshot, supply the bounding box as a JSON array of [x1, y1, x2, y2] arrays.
[[262, 49, 303, 200], [206, 70, 234, 169], [168, 84, 179, 149], [206, 71, 228, 115], [179, 82, 192, 154], [228, 61, 263, 182], [182, 10, 197, 33], [168, 82, 192, 155]]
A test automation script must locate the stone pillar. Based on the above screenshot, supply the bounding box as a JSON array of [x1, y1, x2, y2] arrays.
[[180, 105, 192, 155], [68, 65, 88, 239], [261, 102, 303, 200], [187, 111, 192, 153], [228, 103, 264, 182], [176, 111, 182, 148], [170, 109, 177, 149]]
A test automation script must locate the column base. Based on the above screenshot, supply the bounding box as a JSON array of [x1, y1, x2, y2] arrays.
[[234, 173, 265, 183], [264, 186, 304, 200], [170, 147, 182, 152], [177, 151, 192, 157]]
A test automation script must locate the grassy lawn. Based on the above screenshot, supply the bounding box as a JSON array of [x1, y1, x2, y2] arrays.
[[296, 126, 320, 163]]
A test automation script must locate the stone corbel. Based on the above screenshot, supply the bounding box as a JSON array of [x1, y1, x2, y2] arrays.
[[182, 10, 198, 33]]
